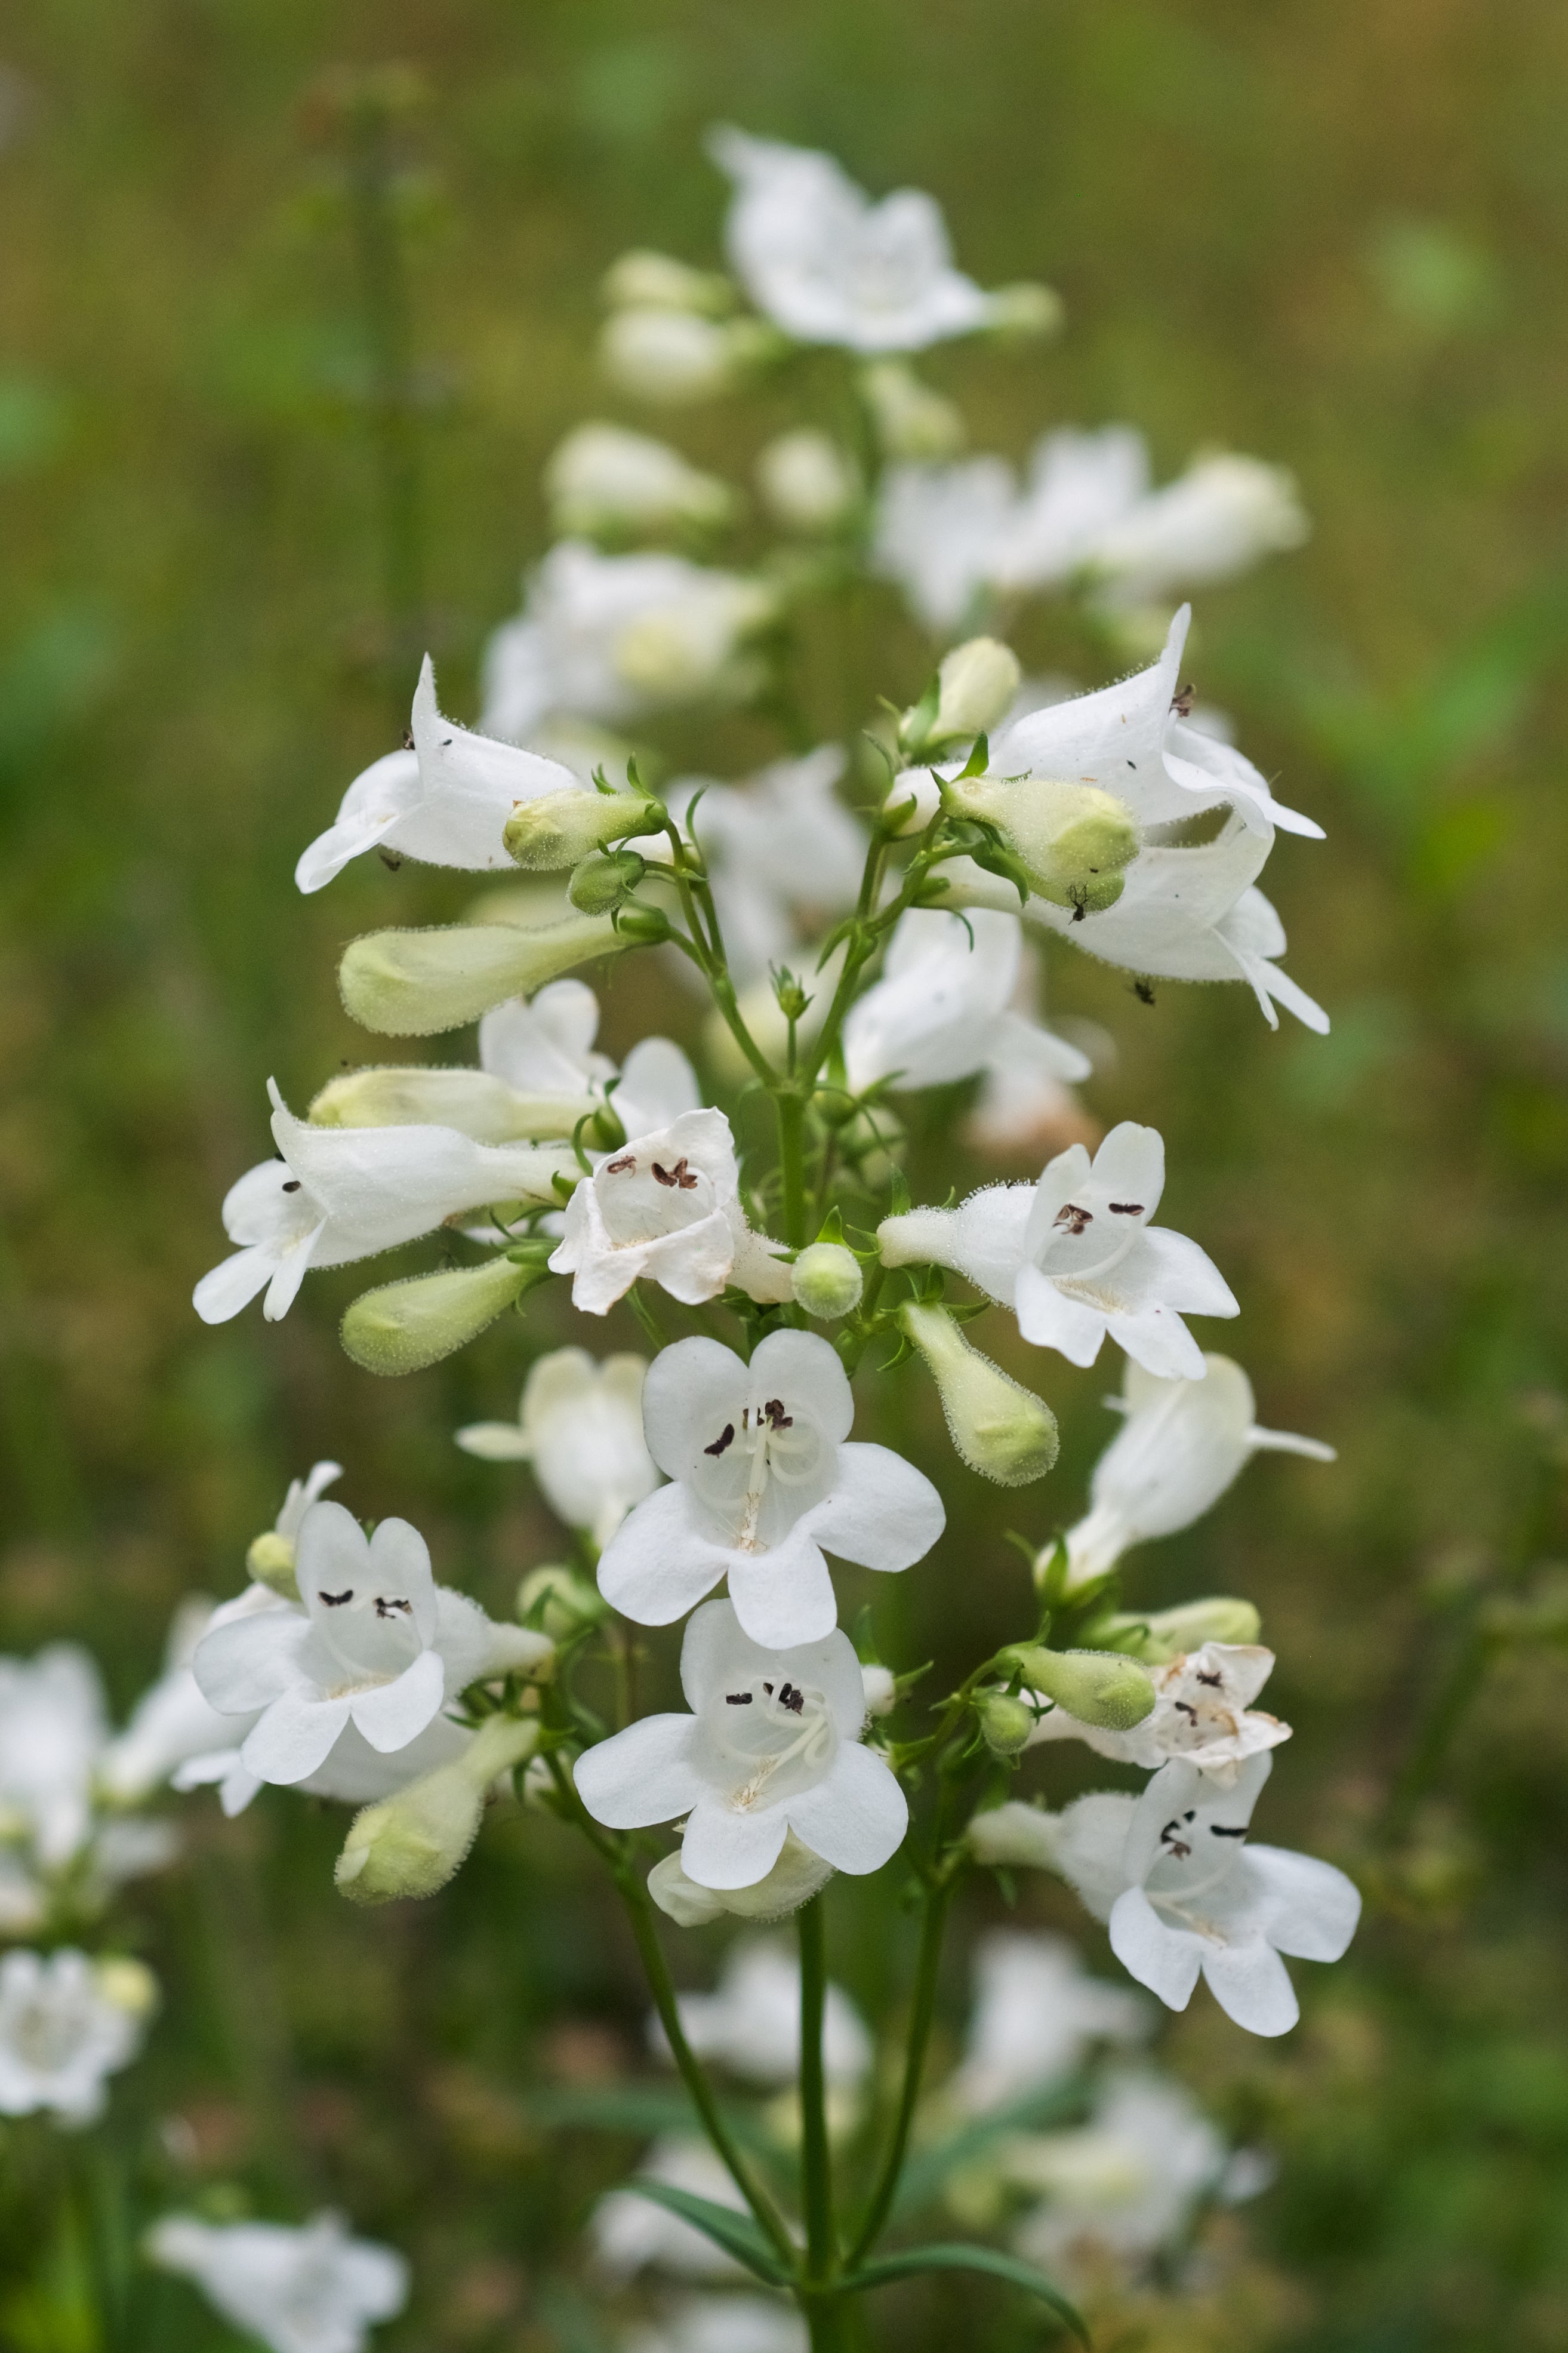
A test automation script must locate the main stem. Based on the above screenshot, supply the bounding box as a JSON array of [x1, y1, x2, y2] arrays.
[[798, 1896, 837, 2297], [848, 1875, 956, 2265]]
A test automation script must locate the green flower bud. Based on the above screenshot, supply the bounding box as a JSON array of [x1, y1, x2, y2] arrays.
[[340, 917, 626, 1037], [504, 789, 661, 872], [308, 1067, 588, 1144], [925, 637, 1022, 748], [566, 849, 648, 915], [899, 1303, 1058, 1488], [987, 281, 1065, 342], [941, 774, 1139, 912], [859, 360, 966, 462], [614, 900, 674, 946], [977, 1690, 1036, 1757], [964, 1799, 1059, 1871], [335, 1715, 539, 1906], [517, 1564, 609, 1638], [791, 1242, 864, 1321], [1096, 1597, 1263, 1663], [1007, 1644, 1156, 1731], [341, 1256, 538, 1377], [245, 1530, 300, 1602]]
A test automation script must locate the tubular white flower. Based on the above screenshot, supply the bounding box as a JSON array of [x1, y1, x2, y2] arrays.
[[844, 909, 1090, 1106], [1087, 452, 1309, 608], [1007, 2071, 1235, 2277], [652, 1935, 871, 2087], [948, 1931, 1147, 2114], [599, 308, 756, 404], [295, 656, 578, 894], [192, 1502, 551, 1795], [0, 1644, 107, 1869], [544, 423, 733, 538], [192, 1081, 574, 1328], [596, 1331, 944, 1647], [593, 2137, 753, 2280], [661, 748, 867, 989], [0, 1949, 149, 2124], [1049, 1754, 1361, 2037], [1028, 1642, 1292, 1783], [756, 429, 859, 531], [710, 127, 1003, 353], [574, 1600, 908, 1890], [879, 1122, 1236, 1382], [872, 457, 1016, 631], [147, 2211, 408, 2353], [456, 1348, 660, 1548], [101, 1584, 296, 1816], [990, 425, 1153, 593], [1062, 1353, 1335, 1587], [478, 978, 701, 1142], [548, 1108, 792, 1318]]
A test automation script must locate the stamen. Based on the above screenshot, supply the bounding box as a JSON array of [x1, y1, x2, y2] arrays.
[[725, 1691, 753, 1705], [605, 1154, 636, 1175], [1054, 1204, 1092, 1236], [373, 1597, 412, 1619], [1108, 1202, 1145, 1216], [704, 1423, 735, 1458], [318, 1589, 353, 1608]]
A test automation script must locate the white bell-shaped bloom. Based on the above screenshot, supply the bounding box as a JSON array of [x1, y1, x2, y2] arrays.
[[479, 978, 700, 1143], [663, 749, 868, 988], [1087, 453, 1308, 609], [479, 541, 774, 743], [654, 1935, 871, 2087], [843, 908, 1089, 1109], [948, 1932, 1147, 2115], [597, 1331, 944, 1647], [192, 1502, 550, 1793], [147, 2211, 408, 2353], [549, 1108, 792, 1317], [879, 1123, 1235, 1381], [193, 1081, 573, 1327], [544, 423, 733, 539], [1028, 1643, 1291, 1784], [1049, 1754, 1361, 2037], [0, 1643, 107, 1869], [295, 657, 578, 894], [102, 1590, 276, 1814], [991, 426, 1152, 594], [1064, 1354, 1335, 1587], [0, 1948, 149, 2124], [594, 2137, 752, 2281], [1006, 2070, 1234, 2277], [624, 2292, 808, 2353], [872, 457, 1018, 632], [456, 1348, 660, 1548], [709, 127, 1002, 354], [575, 1600, 907, 1890]]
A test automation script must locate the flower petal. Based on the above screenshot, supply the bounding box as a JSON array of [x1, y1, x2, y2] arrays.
[[1199, 1936, 1299, 2037], [749, 1327, 855, 1444], [192, 1245, 276, 1326], [349, 1648, 446, 1754], [1242, 1845, 1361, 1963], [597, 1484, 732, 1625], [725, 1532, 839, 1650], [642, 1338, 749, 1481], [574, 1714, 705, 1829], [1013, 1265, 1107, 1365], [192, 1612, 306, 1715], [680, 1794, 790, 1890], [240, 1690, 353, 1786], [1108, 1886, 1204, 2011], [784, 1743, 907, 1875], [805, 1443, 945, 1572]]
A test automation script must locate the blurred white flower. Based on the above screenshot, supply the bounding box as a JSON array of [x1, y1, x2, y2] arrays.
[[545, 424, 734, 539], [648, 1833, 835, 1927], [102, 1589, 281, 1816], [594, 2137, 752, 2280], [623, 2292, 808, 2353], [1006, 2070, 1234, 2277], [148, 2211, 408, 2353], [0, 1948, 151, 2124], [948, 1932, 1147, 2115], [654, 1936, 871, 2087], [664, 748, 867, 987], [873, 456, 1016, 631], [1028, 1643, 1292, 1783], [710, 128, 1003, 353], [478, 977, 700, 1144], [457, 1348, 660, 1548], [600, 309, 761, 404], [0, 1647, 177, 1932], [755, 429, 859, 532], [1087, 452, 1309, 609]]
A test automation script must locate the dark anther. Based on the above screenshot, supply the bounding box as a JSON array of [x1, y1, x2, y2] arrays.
[[780, 1684, 805, 1716], [1053, 1204, 1092, 1237], [1108, 1202, 1144, 1216], [1210, 1823, 1248, 1838], [1196, 1671, 1222, 1688], [652, 1158, 698, 1189], [763, 1398, 793, 1431], [318, 1589, 353, 1608], [1172, 683, 1196, 717], [704, 1423, 735, 1458], [282, 1179, 301, 1193], [725, 1691, 753, 1705], [1068, 885, 1089, 923], [762, 1681, 774, 1695], [1133, 979, 1156, 1005], [374, 1597, 412, 1619], [1173, 1700, 1197, 1718], [402, 728, 415, 749], [605, 1154, 636, 1175], [1160, 1819, 1192, 1859], [377, 849, 403, 871]]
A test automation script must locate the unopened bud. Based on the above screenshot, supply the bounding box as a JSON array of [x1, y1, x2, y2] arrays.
[[544, 423, 732, 539], [567, 849, 647, 915], [341, 1256, 540, 1377], [756, 429, 860, 532], [245, 1530, 300, 1602], [941, 774, 1138, 913], [1106, 1597, 1263, 1662], [861, 1663, 896, 1719], [614, 900, 674, 946], [900, 1303, 1058, 1488], [602, 249, 734, 315], [1008, 1644, 1156, 1731], [335, 1715, 538, 1906], [977, 1690, 1035, 1757], [791, 1242, 864, 1321], [600, 309, 761, 404], [988, 281, 1064, 342], [94, 1955, 159, 2020], [648, 1832, 833, 1927], [517, 1564, 608, 1638], [965, 1800, 1059, 1871], [925, 638, 1021, 747], [339, 916, 626, 1036], [309, 1066, 587, 1144], [860, 360, 966, 462], [504, 789, 660, 873]]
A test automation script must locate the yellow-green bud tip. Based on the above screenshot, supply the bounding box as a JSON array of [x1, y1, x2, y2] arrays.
[[1010, 1644, 1156, 1731], [246, 1530, 300, 1601], [341, 1257, 533, 1379], [977, 1691, 1036, 1757]]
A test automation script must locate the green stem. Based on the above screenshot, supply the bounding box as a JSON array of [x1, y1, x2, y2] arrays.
[[847, 1874, 956, 2264], [777, 1087, 809, 1250], [798, 1897, 837, 2284]]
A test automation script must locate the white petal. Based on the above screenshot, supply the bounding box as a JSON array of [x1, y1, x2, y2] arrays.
[[806, 1444, 945, 1572], [240, 1690, 353, 1785], [643, 1337, 750, 1480], [784, 1744, 907, 1875], [1126, 1226, 1239, 1318], [1199, 1937, 1300, 2037], [192, 1613, 304, 1715], [192, 1245, 276, 1325], [454, 1422, 534, 1461], [1108, 1887, 1203, 2011], [1104, 1299, 1208, 1383], [1242, 1845, 1361, 1962], [574, 1715, 705, 1829], [1013, 1265, 1108, 1365], [349, 1649, 445, 1754], [749, 1327, 855, 1442], [725, 1532, 839, 1650], [597, 1484, 732, 1625], [680, 1795, 790, 1890]]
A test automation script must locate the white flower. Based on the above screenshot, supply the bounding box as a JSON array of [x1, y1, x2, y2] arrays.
[[1049, 1754, 1361, 2036], [1006, 2070, 1233, 2275], [873, 457, 1017, 632], [192, 1080, 572, 1327], [477, 977, 700, 1143], [710, 127, 1002, 353], [0, 1643, 106, 1868], [295, 656, 577, 894], [479, 542, 774, 744], [101, 1589, 284, 1816], [948, 1932, 1147, 2115], [879, 1122, 1236, 1382], [547, 1107, 793, 1318], [843, 909, 1089, 1112], [192, 1501, 550, 1792], [1087, 453, 1309, 609], [575, 1600, 908, 1890], [596, 1330, 944, 1647], [594, 2137, 753, 2280], [756, 429, 859, 532], [545, 423, 733, 538], [1028, 1643, 1292, 1783], [600, 309, 755, 404], [664, 748, 867, 988], [991, 426, 1153, 594], [456, 1349, 660, 1548], [0, 1948, 149, 2124], [623, 2292, 808, 2353], [1062, 1354, 1335, 1588], [654, 1935, 871, 2087], [148, 2211, 408, 2353]]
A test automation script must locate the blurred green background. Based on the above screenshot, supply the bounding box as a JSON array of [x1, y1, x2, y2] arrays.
[[5, 1, 1568, 2346]]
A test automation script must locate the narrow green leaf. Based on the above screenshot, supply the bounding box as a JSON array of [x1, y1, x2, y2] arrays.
[[891, 2075, 1089, 2216], [615, 2182, 793, 2287], [842, 2241, 1087, 2345]]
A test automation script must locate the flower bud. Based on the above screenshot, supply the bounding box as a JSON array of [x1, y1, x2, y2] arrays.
[[941, 774, 1139, 913], [544, 423, 732, 539], [648, 1832, 834, 1927], [341, 1256, 538, 1377], [965, 1800, 1059, 1871], [567, 849, 647, 915], [94, 1955, 159, 2020], [987, 281, 1064, 342], [977, 1690, 1036, 1757], [309, 1066, 587, 1144], [791, 1242, 864, 1321], [881, 767, 942, 837], [1007, 1645, 1156, 1731], [613, 899, 674, 946], [1093, 1596, 1263, 1663], [925, 637, 1021, 747], [339, 916, 626, 1035], [899, 1303, 1058, 1488], [600, 309, 754, 404], [859, 360, 966, 461], [602, 250, 734, 315], [861, 1663, 896, 1719], [756, 429, 860, 532], [335, 1715, 539, 1906], [245, 1530, 300, 1602], [504, 789, 661, 873], [517, 1564, 608, 1638]]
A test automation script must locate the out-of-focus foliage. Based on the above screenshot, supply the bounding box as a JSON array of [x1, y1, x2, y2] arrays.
[[2, 2, 1567, 2348]]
